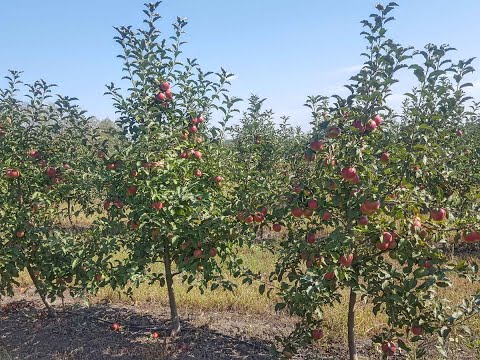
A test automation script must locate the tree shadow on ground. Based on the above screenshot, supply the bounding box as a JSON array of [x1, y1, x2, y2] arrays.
[[0, 300, 275, 360]]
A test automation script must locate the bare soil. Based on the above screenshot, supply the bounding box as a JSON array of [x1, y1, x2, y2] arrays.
[[0, 287, 474, 360]]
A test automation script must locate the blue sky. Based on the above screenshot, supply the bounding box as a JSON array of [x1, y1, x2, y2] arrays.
[[1, 1, 479, 129]]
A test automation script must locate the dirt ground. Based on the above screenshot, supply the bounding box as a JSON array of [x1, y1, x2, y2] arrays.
[[0, 286, 474, 360]]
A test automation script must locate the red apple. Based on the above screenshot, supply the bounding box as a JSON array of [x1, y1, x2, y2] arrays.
[[165, 90, 173, 100], [357, 216, 369, 226], [307, 233, 316, 244], [352, 119, 364, 132], [253, 213, 265, 223], [293, 185, 303, 194], [193, 249, 203, 258], [307, 199, 318, 209], [431, 208, 447, 221], [373, 114, 383, 126], [197, 116, 205, 123], [245, 215, 254, 223], [152, 202, 164, 210], [16, 230, 25, 238], [381, 341, 396, 356], [189, 125, 198, 133], [209, 248, 217, 257], [376, 242, 389, 251], [311, 140, 324, 152], [326, 126, 341, 139], [28, 149, 41, 159], [193, 150, 202, 159], [113, 200, 124, 208], [322, 211, 331, 221], [341, 167, 357, 180], [194, 169, 202, 177], [130, 170, 138, 178], [272, 223, 282, 232], [311, 329, 324, 341], [380, 152, 390, 163], [291, 208, 303, 218], [383, 232, 393, 243], [340, 254, 353, 267], [260, 206, 268, 215], [160, 81, 170, 91], [127, 186, 137, 195], [111, 323, 120, 331], [464, 231, 480, 243], [180, 151, 189, 159], [156, 92, 166, 101], [366, 119, 377, 131], [46, 167, 57, 178], [303, 208, 313, 217], [103, 201, 112, 210], [324, 271, 335, 281], [97, 150, 106, 158], [152, 332, 159, 339], [411, 325, 424, 336], [106, 163, 117, 170]]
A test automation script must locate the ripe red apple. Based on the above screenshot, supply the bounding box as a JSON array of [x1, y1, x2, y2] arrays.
[[197, 116, 205, 123], [322, 211, 331, 221], [340, 254, 353, 267], [348, 173, 360, 184], [307, 199, 318, 209], [380, 152, 390, 163], [106, 163, 117, 171], [152, 202, 164, 210], [376, 242, 389, 251], [180, 151, 189, 159], [111, 323, 120, 331], [113, 200, 124, 208], [6, 169, 20, 178], [373, 114, 383, 126], [127, 186, 137, 195], [326, 126, 341, 139], [383, 232, 393, 243], [352, 119, 364, 132], [191, 117, 199, 125], [293, 185, 303, 194], [152, 332, 159, 339], [388, 239, 397, 249], [381, 341, 396, 356], [189, 125, 198, 133], [260, 206, 268, 215], [311, 140, 324, 152], [97, 150, 106, 158], [46, 167, 57, 178], [272, 223, 282, 232], [28, 149, 41, 159], [195, 137, 203, 143], [130, 170, 138, 178], [341, 167, 357, 180], [357, 216, 369, 226], [209, 248, 217, 257], [156, 92, 167, 101], [103, 201, 112, 210], [253, 213, 265, 223], [431, 208, 447, 221], [324, 271, 335, 281], [193, 249, 203, 258], [160, 81, 170, 91], [245, 215, 254, 223], [307, 233, 316, 244], [366, 119, 377, 131], [422, 260, 433, 268], [193, 150, 202, 159], [214, 175, 223, 183], [311, 329, 324, 341], [16, 230, 25, 238], [303, 208, 313, 217], [194, 169, 202, 177], [165, 90, 173, 100], [291, 208, 303, 218], [411, 325, 424, 336], [464, 231, 480, 243]]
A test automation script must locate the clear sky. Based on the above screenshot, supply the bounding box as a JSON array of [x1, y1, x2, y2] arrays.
[[1, 1, 479, 129]]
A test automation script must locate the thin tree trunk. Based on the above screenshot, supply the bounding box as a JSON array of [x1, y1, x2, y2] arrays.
[[163, 241, 181, 335], [347, 288, 358, 360], [26, 265, 56, 317]]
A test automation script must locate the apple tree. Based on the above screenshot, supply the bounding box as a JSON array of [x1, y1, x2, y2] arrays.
[[267, 3, 480, 359], [0, 71, 105, 316], [95, 2, 249, 334]]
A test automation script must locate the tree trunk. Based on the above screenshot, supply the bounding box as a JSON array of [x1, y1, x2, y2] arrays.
[[27, 265, 56, 317], [163, 242, 181, 335], [347, 288, 358, 360]]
